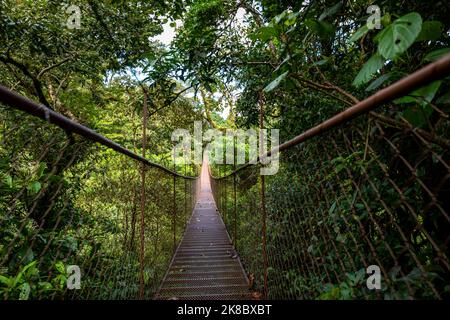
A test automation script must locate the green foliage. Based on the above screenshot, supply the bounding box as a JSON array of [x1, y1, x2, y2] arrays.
[[353, 54, 386, 87], [376, 13, 423, 60], [423, 48, 450, 62], [395, 81, 441, 127], [349, 25, 369, 43], [416, 21, 443, 42], [264, 71, 289, 92], [1, 0, 449, 301]]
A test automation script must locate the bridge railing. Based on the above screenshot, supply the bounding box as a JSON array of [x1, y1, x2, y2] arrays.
[[210, 55, 450, 300], [0, 86, 199, 300]]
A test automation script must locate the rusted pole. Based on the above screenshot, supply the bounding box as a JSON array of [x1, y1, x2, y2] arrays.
[[224, 164, 227, 225], [233, 136, 237, 248], [189, 165, 193, 212], [259, 91, 268, 299], [184, 163, 188, 227], [219, 176, 222, 212], [173, 163, 177, 254], [139, 88, 148, 299]]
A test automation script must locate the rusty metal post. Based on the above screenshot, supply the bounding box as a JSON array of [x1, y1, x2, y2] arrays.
[[233, 136, 237, 248], [224, 165, 227, 225], [218, 175, 222, 212], [184, 163, 187, 227], [173, 163, 177, 254], [190, 165, 193, 211], [259, 91, 268, 299], [139, 88, 148, 299]]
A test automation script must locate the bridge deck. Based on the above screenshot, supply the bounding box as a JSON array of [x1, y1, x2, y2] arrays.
[[154, 161, 250, 300]]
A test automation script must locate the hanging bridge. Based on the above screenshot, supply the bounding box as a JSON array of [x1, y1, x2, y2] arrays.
[[0, 55, 449, 300]]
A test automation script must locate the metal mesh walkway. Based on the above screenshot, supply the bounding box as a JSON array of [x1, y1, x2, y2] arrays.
[[154, 158, 250, 300]]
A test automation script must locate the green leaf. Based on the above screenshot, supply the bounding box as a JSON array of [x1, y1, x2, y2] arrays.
[[423, 48, 450, 62], [381, 13, 392, 27], [22, 248, 34, 264], [436, 92, 450, 104], [284, 12, 300, 27], [313, 58, 330, 66], [27, 181, 41, 194], [14, 261, 37, 288], [36, 162, 47, 179], [0, 275, 12, 287], [416, 21, 443, 41], [305, 19, 335, 40], [349, 25, 368, 43], [3, 175, 13, 188], [319, 1, 343, 21], [250, 26, 277, 42], [55, 261, 65, 274], [353, 53, 385, 87], [329, 202, 337, 215], [19, 283, 30, 300], [273, 11, 288, 24], [377, 12, 422, 60], [394, 81, 441, 105], [274, 55, 291, 72], [264, 71, 289, 92], [365, 73, 392, 91], [38, 281, 53, 291], [401, 105, 432, 128]]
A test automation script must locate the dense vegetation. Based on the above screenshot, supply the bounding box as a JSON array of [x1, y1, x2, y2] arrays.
[[1, 0, 449, 299]]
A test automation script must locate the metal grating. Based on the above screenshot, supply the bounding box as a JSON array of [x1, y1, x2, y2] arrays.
[[154, 161, 250, 300]]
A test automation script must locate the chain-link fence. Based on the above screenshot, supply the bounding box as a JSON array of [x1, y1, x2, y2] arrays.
[[210, 55, 450, 300], [211, 108, 449, 300], [0, 93, 199, 300]]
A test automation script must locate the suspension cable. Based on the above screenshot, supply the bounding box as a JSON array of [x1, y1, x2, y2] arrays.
[[0, 84, 196, 180], [213, 53, 450, 179]]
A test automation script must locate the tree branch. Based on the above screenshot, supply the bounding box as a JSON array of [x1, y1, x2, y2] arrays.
[[147, 85, 193, 118], [0, 55, 52, 108], [37, 57, 72, 79]]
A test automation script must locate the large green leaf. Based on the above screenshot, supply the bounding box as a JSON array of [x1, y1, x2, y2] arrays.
[[27, 181, 41, 194], [377, 12, 422, 60], [396, 81, 441, 128], [250, 26, 277, 42], [319, 1, 343, 21], [0, 275, 12, 287], [19, 283, 30, 300], [423, 48, 450, 62], [349, 25, 368, 43], [401, 105, 433, 128], [353, 54, 385, 87], [55, 261, 65, 274], [3, 175, 13, 188], [36, 162, 47, 179], [415, 21, 443, 41], [395, 81, 442, 105], [305, 19, 335, 40], [365, 73, 393, 92], [436, 92, 450, 104], [264, 71, 289, 92]]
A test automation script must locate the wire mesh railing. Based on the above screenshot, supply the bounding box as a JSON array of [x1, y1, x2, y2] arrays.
[[209, 55, 450, 300], [0, 87, 199, 300], [1, 54, 450, 301]]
